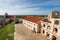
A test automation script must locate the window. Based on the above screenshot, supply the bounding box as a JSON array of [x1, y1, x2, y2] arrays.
[[52, 36, 56, 40], [47, 26, 51, 29], [55, 13, 58, 16], [54, 12, 60, 18], [47, 34, 49, 37], [54, 20, 59, 25], [28, 25, 30, 27], [43, 30, 45, 34], [53, 28, 58, 33], [43, 24, 45, 27], [52, 11, 60, 18], [34, 24, 35, 26], [46, 32, 49, 37]]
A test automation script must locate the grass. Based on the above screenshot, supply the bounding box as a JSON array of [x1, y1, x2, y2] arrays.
[[0, 22, 14, 40]]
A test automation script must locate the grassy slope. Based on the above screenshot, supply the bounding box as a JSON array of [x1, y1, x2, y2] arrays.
[[0, 22, 14, 40]]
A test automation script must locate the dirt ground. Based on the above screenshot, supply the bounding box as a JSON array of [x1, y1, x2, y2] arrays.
[[14, 23, 49, 40]]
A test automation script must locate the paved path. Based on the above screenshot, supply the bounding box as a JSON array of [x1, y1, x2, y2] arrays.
[[14, 23, 49, 40]]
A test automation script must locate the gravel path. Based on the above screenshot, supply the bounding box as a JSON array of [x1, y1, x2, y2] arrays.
[[14, 23, 49, 40]]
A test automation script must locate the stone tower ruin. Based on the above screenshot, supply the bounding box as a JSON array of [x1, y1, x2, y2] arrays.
[[52, 10, 60, 18], [4, 12, 8, 18]]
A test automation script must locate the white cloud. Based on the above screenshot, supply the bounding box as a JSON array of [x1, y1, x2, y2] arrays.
[[0, 0, 59, 15]]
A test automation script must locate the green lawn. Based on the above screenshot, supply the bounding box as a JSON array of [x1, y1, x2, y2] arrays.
[[0, 22, 14, 40]]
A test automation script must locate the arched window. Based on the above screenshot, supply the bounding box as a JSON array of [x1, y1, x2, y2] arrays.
[[52, 36, 56, 40], [53, 28, 58, 33], [47, 34, 49, 37], [43, 24, 45, 27]]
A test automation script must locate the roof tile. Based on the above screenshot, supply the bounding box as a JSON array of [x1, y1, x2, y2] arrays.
[[24, 16, 43, 23]]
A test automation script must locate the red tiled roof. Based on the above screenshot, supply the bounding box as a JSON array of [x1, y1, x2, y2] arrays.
[[24, 16, 43, 23]]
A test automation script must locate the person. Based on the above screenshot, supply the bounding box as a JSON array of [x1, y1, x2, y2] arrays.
[[33, 28, 36, 33]]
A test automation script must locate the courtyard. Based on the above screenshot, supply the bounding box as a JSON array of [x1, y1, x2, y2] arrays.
[[14, 23, 49, 40]]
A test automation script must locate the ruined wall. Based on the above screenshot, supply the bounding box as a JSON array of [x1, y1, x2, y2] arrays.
[[52, 10, 60, 18]]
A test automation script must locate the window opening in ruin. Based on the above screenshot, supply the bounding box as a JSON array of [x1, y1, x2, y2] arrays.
[[43, 24, 45, 27], [47, 26, 51, 29], [53, 28, 58, 33], [55, 13, 58, 16], [52, 36, 56, 40], [54, 20, 59, 25], [43, 30, 45, 33]]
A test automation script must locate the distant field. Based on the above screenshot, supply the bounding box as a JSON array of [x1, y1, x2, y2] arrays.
[[0, 15, 48, 18], [0, 22, 14, 40], [16, 15, 48, 18]]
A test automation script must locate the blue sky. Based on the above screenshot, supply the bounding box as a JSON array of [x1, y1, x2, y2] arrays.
[[0, 0, 60, 15]]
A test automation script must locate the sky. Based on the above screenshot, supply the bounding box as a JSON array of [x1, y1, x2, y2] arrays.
[[0, 0, 60, 15]]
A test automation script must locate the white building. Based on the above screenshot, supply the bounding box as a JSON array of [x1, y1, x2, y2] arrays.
[[22, 10, 60, 40], [41, 10, 60, 40], [23, 16, 43, 33]]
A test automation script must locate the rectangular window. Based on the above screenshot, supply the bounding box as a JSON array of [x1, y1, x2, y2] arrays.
[[54, 20, 59, 25], [47, 26, 51, 30]]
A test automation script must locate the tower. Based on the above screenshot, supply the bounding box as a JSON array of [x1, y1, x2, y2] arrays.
[[4, 12, 8, 18], [52, 10, 60, 18], [50, 10, 60, 40]]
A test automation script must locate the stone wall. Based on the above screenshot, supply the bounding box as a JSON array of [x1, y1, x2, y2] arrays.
[[52, 10, 60, 18]]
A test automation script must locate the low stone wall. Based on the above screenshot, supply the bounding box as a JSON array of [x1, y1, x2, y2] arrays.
[[0, 18, 14, 29]]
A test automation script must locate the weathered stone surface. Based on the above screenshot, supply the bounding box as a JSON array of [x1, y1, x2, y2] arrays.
[[52, 10, 60, 18]]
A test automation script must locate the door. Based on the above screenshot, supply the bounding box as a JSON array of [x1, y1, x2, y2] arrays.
[[38, 23, 41, 33], [33, 28, 36, 33]]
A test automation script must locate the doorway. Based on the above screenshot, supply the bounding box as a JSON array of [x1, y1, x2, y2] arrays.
[[33, 28, 36, 33], [52, 36, 56, 40], [46, 32, 49, 38], [42, 30, 45, 34]]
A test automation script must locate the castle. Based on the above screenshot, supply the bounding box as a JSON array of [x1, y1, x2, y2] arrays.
[[23, 10, 60, 40]]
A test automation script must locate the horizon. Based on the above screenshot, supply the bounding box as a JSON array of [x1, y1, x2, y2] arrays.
[[0, 15, 47, 16], [0, 0, 60, 15]]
